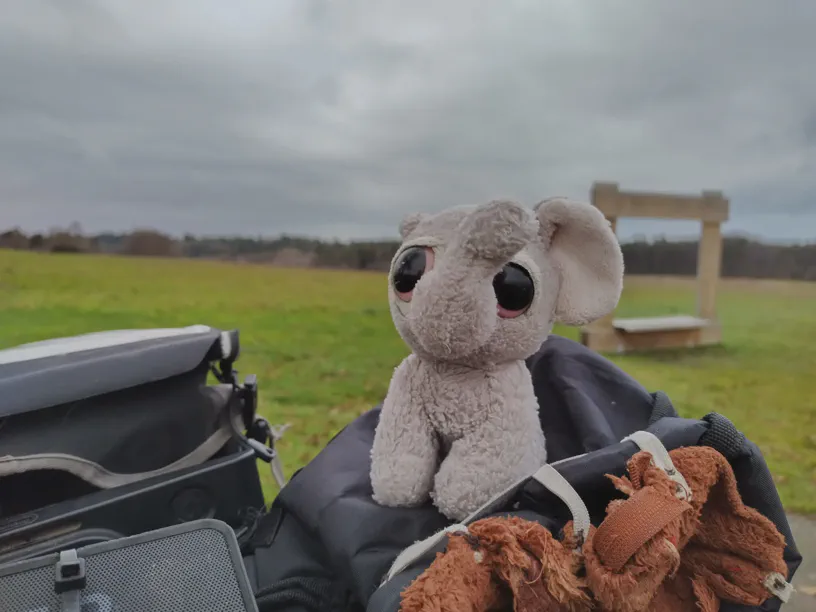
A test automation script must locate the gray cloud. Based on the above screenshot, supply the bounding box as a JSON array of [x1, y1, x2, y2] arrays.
[[1, 0, 814, 241]]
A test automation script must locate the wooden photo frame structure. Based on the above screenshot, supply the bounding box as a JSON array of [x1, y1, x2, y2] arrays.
[[581, 182, 730, 353]]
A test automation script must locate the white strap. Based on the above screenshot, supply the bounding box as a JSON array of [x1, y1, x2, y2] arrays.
[[0, 427, 232, 489], [270, 424, 292, 488], [622, 431, 692, 501], [383, 454, 587, 584], [384, 432, 689, 585], [384, 523, 472, 583], [530, 463, 591, 543], [763, 572, 794, 603], [0, 405, 244, 489]]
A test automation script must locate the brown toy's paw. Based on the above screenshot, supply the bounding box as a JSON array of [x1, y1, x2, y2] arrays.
[[400, 517, 592, 612], [458, 200, 537, 263], [399, 535, 500, 612]]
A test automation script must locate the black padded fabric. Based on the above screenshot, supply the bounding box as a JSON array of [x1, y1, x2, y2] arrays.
[[648, 390, 680, 424], [700, 411, 748, 460], [695, 411, 800, 612], [245, 509, 361, 612], [246, 336, 802, 612], [255, 578, 345, 612], [719, 436, 802, 612]]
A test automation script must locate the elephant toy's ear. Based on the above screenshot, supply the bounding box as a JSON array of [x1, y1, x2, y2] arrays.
[[399, 213, 425, 240], [534, 198, 624, 325]]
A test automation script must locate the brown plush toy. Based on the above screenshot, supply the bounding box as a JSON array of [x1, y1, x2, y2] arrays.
[[400, 446, 791, 612], [399, 515, 592, 612], [583, 445, 791, 612]]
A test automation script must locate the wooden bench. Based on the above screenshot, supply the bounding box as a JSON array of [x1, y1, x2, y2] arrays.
[[579, 182, 729, 354], [581, 315, 721, 353]]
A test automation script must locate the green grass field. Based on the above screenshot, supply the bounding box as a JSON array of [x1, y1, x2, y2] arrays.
[[2, 249, 815, 515]]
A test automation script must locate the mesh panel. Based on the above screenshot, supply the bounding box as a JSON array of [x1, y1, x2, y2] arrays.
[[0, 526, 251, 612], [0, 564, 60, 611]]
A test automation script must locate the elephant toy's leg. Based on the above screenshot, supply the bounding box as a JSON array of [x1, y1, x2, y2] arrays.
[[432, 422, 545, 521], [371, 357, 439, 507]]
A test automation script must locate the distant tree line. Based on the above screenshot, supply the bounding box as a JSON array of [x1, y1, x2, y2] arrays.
[[621, 237, 816, 281], [2, 224, 815, 281]]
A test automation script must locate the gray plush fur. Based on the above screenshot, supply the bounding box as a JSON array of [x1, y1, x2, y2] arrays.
[[370, 198, 624, 520]]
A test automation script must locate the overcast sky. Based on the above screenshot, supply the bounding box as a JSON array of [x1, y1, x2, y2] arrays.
[[1, 0, 814, 243]]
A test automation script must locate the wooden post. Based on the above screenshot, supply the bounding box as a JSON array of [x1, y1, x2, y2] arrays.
[[696, 228, 722, 320], [697, 191, 726, 320], [590, 183, 621, 336], [607, 217, 618, 234], [595, 215, 618, 330]]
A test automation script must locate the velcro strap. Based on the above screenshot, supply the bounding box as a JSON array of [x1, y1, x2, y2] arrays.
[[593, 487, 689, 572]]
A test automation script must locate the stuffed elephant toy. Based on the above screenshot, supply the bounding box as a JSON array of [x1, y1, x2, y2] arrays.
[[370, 198, 625, 520]]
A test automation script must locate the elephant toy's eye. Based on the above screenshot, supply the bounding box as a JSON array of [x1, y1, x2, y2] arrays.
[[392, 246, 434, 302], [494, 263, 534, 318]]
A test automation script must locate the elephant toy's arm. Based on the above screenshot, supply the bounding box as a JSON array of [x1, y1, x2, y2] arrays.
[[370, 355, 439, 507]]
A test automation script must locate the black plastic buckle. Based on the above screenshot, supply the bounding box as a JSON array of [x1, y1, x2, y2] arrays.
[[54, 549, 86, 594], [241, 374, 259, 432], [245, 414, 276, 463], [245, 436, 276, 463]]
